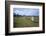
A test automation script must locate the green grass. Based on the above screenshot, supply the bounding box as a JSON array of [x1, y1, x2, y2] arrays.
[[14, 16, 39, 27]]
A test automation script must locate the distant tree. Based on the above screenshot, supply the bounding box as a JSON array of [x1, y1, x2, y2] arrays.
[[13, 13, 16, 16], [14, 13, 23, 17]]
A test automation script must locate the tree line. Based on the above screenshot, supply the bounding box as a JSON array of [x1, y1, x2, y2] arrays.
[[13, 13, 23, 17]]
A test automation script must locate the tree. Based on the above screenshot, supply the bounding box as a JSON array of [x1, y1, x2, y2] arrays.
[[13, 13, 17, 16]]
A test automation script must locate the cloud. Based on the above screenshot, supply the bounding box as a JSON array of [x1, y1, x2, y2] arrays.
[[14, 8, 39, 16]]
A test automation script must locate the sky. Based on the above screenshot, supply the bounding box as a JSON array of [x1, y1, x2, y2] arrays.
[[13, 8, 39, 16]]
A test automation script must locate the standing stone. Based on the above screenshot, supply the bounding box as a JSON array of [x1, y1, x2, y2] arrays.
[[32, 17, 34, 21]]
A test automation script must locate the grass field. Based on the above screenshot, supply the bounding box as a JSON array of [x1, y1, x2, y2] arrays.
[[13, 16, 39, 27]]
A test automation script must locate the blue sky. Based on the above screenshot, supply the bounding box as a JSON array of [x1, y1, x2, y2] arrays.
[[13, 8, 39, 16]]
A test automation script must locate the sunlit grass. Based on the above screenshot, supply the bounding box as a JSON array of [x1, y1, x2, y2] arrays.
[[14, 16, 39, 27]]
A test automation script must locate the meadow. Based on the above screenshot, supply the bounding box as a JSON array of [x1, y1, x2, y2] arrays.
[[14, 16, 39, 27]]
